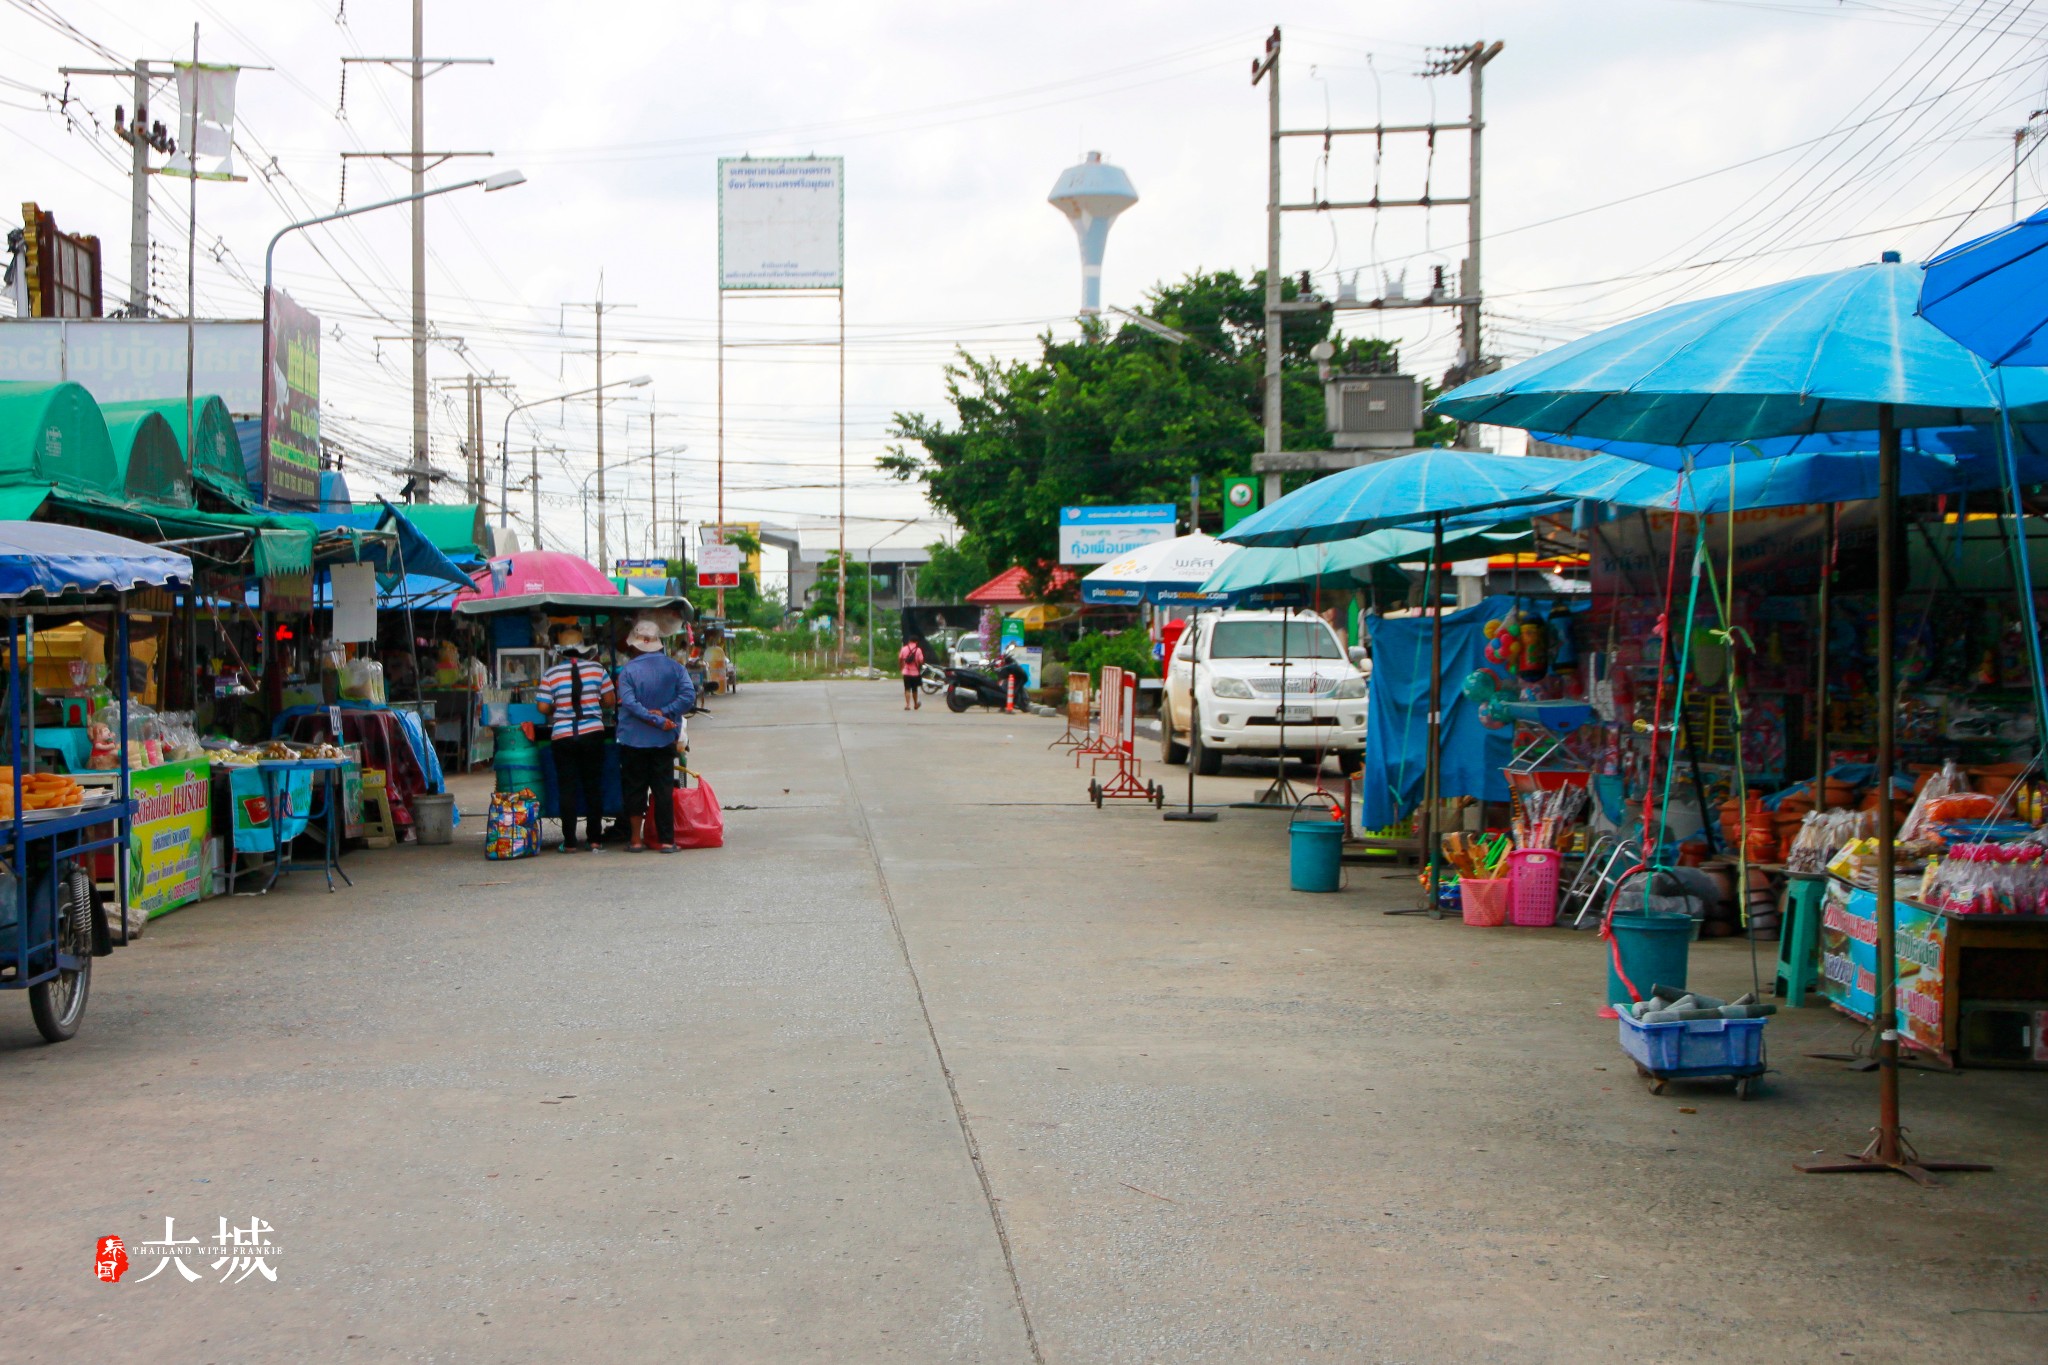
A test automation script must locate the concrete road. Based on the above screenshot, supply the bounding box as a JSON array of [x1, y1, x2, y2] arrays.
[[5, 681, 2046, 1362]]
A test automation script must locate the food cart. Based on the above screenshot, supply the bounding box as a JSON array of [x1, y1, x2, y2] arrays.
[[0, 523, 191, 1042]]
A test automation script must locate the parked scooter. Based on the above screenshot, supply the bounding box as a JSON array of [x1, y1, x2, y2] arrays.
[[944, 653, 1029, 712]]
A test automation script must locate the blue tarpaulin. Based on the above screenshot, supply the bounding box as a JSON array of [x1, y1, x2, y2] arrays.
[[300, 499, 472, 588], [1363, 596, 1514, 829], [0, 520, 190, 599]]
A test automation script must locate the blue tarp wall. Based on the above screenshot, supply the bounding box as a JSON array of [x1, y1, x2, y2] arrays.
[[1363, 594, 1514, 829]]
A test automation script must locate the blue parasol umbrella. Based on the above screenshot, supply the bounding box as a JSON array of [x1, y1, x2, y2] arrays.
[[1219, 447, 1583, 549], [1440, 256, 2009, 1182], [1919, 205, 2048, 366], [1201, 524, 1530, 595], [1549, 442, 2048, 512]]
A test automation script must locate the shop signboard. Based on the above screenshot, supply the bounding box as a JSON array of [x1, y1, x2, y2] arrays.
[[702, 522, 763, 578], [697, 542, 742, 588], [615, 559, 666, 579], [0, 318, 262, 410], [128, 758, 212, 918], [262, 287, 322, 508], [1818, 878, 1949, 1055], [999, 617, 1025, 653], [1058, 504, 1176, 565], [718, 157, 844, 290], [261, 571, 312, 615], [1221, 477, 1260, 531]]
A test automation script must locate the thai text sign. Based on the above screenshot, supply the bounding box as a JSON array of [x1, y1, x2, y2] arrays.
[[129, 758, 212, 918], [263, 288, 321, 507], [0, 319, 261, 411], [1818, 877, 1949, 1055], [718, 158, 844, 290], [697, 542, 742, 588], [1059, 504, 1176, 565]]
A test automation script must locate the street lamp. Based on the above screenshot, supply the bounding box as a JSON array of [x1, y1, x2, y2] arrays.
[[575, 452, 654, 563], [502, 375, 652, 539], [261, 170, 525, 505]]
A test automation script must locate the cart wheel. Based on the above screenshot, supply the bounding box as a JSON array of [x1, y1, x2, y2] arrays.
[[1150, 781, 1164, 808], [1089, 780, 1103, 809], [28, 865, 93, 1044], [1647, 1078, 1668, 1096], [1735, 1077, 1755, 1101]]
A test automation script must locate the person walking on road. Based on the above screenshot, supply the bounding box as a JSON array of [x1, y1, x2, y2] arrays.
[[537, 631, 615, 854], [899, 635, 926, 711], [617, 619, 696, 853]]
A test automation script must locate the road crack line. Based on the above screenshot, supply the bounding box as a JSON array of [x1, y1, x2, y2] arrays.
[[825, 688, 1045, 1364]]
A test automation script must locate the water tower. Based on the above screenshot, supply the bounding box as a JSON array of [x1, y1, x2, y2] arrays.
[[1048, 151, 1137, 316]]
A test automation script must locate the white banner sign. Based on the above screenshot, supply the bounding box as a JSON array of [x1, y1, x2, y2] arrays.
[[0, 319, 262, 413], [1058, 503, 1178, 565], [698, 541, 743, 588], [718, 158, 844, 290]]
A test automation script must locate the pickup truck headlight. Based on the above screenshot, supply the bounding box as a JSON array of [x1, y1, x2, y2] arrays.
[[1209, 676, 1255, 700], [1331, 676, 1367, 699]]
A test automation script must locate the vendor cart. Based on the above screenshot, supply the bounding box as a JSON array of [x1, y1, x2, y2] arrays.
[[0, 523, 191, 1043]]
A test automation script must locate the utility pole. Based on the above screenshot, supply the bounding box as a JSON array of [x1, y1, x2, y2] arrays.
[[560, 278, 635, 568], [59, 62, 184, 317], [434, 372, 510, 513], [649, 410, 659, 560], [1249, 31, 1501, 488], [1253, 27, 1282, 507], [340, 6, 492, 503]]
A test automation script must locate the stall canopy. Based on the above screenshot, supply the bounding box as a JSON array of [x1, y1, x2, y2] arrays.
[[0, 520, 191, 599], [100, 407, 194, 507], [1550, 445, 2048, 513], [1220, 447, 1582, 549], [453, 591, 692, 620], [1203, 523, 1532, 595], [302, 499, 474, 588], [0, 381, 119, 519], [375, 502, 485, 564], [100, 396, 248, 509], [454, 549, 620, 603]]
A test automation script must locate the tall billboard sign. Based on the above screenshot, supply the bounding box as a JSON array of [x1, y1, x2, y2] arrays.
[[718, 158, 844, 290], [263, 288, 321, 508], [1058, 504, 1177, 565]]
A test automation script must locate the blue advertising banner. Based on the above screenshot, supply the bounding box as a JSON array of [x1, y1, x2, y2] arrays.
[[1058, 504, 1177, 565]]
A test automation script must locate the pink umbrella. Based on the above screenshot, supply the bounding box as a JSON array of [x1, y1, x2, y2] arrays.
[[452, 550, 621, 603]]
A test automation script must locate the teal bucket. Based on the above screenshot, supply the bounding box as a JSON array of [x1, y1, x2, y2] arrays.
[[1607, 912, 1694, 1006], [1289, 811, 1345, 893]]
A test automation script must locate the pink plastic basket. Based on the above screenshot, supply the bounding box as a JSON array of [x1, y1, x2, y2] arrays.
[[1460, 875, 1511, 927], [1507, 848, 1562, 926]]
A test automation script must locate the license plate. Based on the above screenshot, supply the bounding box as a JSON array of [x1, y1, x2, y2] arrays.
[[1279, 705, 1312, 723]]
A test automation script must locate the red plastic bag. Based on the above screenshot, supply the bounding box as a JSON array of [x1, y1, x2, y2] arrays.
[[641, 775, 725, 849]]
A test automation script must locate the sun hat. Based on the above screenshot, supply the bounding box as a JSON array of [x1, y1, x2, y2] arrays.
[[554, 627, 595, 657], [626, 620, 666, 654]]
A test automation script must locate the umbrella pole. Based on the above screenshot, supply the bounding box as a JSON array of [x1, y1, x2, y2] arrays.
[[1815, 505, 1831, 797], [1166, 606, 1217, 823], [1427, 514, 1444, 913], [1800, 405, 1988, 1183]]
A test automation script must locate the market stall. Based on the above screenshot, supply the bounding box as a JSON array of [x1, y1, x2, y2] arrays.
[[0, 521, 191, 1042]]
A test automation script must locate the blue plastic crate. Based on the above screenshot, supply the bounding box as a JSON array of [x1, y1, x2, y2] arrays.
[[1617, 1012, 1766, 1078]]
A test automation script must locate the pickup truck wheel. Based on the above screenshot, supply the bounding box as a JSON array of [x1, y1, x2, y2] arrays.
[[1191, 707, 1222, 776], [1159, 698, 1188, 765]]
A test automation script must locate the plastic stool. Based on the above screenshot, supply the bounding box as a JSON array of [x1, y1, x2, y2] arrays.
[[1773, 872, 1826, 1006], [360, 769, 396, 849]]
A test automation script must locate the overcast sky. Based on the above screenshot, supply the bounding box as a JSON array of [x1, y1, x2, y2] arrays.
[[2, 0, 2044, 572]]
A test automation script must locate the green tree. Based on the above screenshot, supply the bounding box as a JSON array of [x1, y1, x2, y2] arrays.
[[880, 270, 1453, 595], [915, 533, 995, 603], [803, 552, 873, 629]]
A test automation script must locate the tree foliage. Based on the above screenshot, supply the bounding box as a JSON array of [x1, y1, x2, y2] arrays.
[[882, 270, 1453, 596], [914, 533, 996, 603]]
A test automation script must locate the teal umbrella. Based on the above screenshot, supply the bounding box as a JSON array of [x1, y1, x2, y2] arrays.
[[1201, 524, 1531, 595]]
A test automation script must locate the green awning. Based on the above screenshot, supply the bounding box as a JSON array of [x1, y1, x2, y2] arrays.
[[100, 396, 251, 509], [0, 487, 50, 521], [101, 408, 194, 507], [0, 381, 118, 498]]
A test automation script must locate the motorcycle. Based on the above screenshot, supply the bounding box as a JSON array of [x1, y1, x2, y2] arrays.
[[944, 656, 1029, 713]]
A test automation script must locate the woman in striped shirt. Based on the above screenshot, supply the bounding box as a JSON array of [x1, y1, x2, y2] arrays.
[[536, 634, 616, 852]]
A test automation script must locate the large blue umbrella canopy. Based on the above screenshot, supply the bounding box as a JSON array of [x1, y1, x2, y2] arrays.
[[1438, 259, 2048, 445], [1201, 524, 1530, 594], [1532, 420, 2048, 471], [1549, 444, 2048, 513], [1219, 447, 1584, 549], [1919, 207, 2048, 367]]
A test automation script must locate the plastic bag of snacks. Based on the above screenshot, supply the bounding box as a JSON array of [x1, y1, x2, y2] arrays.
[[484, 788, 541, 861]]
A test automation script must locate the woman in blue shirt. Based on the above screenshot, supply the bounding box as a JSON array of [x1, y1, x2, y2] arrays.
[[615, 619, 695, 852]]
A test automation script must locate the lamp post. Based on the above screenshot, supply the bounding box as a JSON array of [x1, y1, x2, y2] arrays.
[[262, 170, 524, 506], [575, 451, 653, 566], [504, 375, 651, 540]]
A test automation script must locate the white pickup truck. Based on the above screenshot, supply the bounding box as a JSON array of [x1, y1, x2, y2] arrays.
[[1159, 609, 1368, 776]]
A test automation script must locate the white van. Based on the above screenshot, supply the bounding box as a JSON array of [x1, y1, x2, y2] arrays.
[[1160, 609, 1367, 775]]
